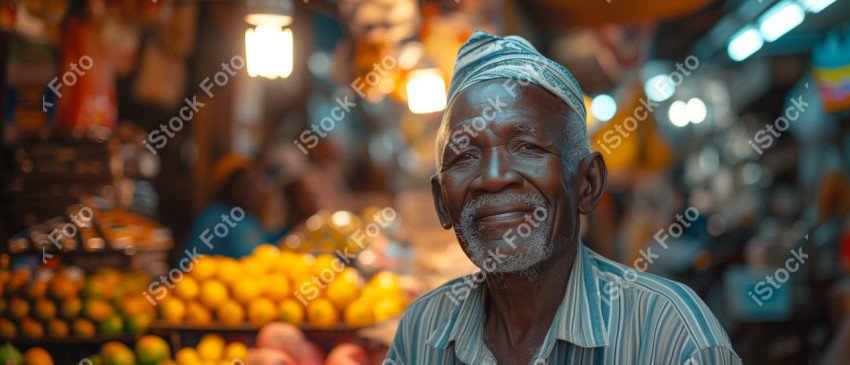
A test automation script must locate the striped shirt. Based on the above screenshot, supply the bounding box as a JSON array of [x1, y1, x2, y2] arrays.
[[385, 242, 741, 364]]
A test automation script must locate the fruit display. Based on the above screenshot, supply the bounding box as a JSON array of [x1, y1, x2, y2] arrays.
[[247, 322, 372, 365], [173, 334, 247, 365], [282, 209, 397, 255], [156, 244, 408, 329], [79, 335, 172, 365], [0, 343, 54, 365], [0, 266, 155, 340]]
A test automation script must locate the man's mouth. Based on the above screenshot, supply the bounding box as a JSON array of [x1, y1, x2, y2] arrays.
[[474, 204, 533, 226]]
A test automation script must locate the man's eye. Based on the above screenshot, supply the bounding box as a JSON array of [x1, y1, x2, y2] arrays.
[[518, 142, 542, 152], [456, 151, 477, 161]]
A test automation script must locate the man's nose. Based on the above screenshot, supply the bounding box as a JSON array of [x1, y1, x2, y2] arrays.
[[469, 148, 522, 193]]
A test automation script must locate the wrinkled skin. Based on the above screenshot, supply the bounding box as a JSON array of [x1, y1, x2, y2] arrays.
[[431, 79, 607, 364]]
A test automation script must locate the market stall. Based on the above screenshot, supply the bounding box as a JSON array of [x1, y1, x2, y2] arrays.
[[0, 0, 849, 364]]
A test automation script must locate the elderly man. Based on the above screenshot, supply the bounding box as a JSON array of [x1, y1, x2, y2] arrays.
[[385, 31, 740, 364]]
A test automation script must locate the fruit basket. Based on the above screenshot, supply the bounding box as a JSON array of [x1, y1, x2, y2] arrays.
[[151, 241, 410, 351], [0, 266, 156, 342]]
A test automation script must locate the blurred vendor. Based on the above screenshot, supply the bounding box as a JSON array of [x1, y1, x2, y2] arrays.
[[187, 153, 282, 258]]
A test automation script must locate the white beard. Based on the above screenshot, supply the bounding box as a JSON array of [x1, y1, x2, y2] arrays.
[[457, 192, 551, 276]]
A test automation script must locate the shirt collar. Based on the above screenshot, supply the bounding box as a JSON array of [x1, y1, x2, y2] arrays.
[[427, 241, 610, 362]]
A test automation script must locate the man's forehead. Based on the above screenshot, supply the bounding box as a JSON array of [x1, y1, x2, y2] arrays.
[[445, 80, 566, 126], [450, 79, 517, 109]]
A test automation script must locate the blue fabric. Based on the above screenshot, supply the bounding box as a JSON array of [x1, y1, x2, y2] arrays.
[[385, 242, 741, 364], [186, 203, 271, 258], [447, 30, 587, 121]]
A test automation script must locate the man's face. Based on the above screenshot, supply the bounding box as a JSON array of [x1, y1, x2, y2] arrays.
[[432, 79, 585, 275]]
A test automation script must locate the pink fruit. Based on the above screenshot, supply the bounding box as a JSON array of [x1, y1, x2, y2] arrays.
[[256, 322, 307, 355], [245, 348, 299, 365], [299, 342, 325, 365], [326, 343, 369, 365]]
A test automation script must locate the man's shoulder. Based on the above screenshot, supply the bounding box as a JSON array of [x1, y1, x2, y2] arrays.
[[399, 274, 481, 330], [405, 274, 476, 313], [587, 249, 734, 350]]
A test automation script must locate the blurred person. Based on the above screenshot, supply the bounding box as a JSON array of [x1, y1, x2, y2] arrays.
[[187, 153, 282, 258], [385, 31, 740, 364]]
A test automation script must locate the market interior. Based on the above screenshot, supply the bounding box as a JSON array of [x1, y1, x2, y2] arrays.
[[1, 0, 850, 363]]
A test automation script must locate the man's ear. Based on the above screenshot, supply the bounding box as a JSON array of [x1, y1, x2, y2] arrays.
[[431, 175, 453, 229], [577, 152, 607, 215]]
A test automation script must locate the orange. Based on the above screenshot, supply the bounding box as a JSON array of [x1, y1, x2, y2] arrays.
[[8, 297, 30, 319], [82, 299, 114, 322], [27, 279, 48, 299], [83, 277, 114, 300], [20, 317, 44, 338], [262, 275, 291, 301], [312, 254, 339, 276], [247, 298, 276, 327], [100, 341, 135, 365], [0, 318, 17, 338], [198, 279, 228, 309], [185, 301, 212, 327], [369, 271, 400, 291], [215, 257, 242, 285], [98, 314, 124, 336], [372, 294, 407, 322], [215, 299, 245, 326], [0, 318, 18, 339], [306, 298, 339, 329], [174, 347, 200, 363], [72, 319, 96, 338], [47, 319, 69, 338], [224, 342, 248, 360], [23, 347, 53, 365], [196, 334, 225, 361], [135, 335, 171, 365], [278, 298, 305, 326], [338, 268, 365, 288], [251, 244, 281, 268], [159, 296, 186, 324], [240, 256, 267, 276], [7, 269, 31, 294], [292, 276, 321, 300], [125, 313, 153, 335], [60, 297, 82, 319], [120, 295, 153, 317], [281, 253, 312, 279], [33, 298, 57, 321], [49, 275, 78, 300], [174, 276, 200, 301], [230, 278, 262, 305], [190, 256, 218, 281], [343, 298, 374, 327], [325, 279, 360, 311]]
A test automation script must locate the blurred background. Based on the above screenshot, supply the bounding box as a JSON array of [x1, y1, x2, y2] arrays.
[[0, 0, 849, 363]]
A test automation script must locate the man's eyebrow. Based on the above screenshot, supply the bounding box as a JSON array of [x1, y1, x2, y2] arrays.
[[515, 124, 542, 137]]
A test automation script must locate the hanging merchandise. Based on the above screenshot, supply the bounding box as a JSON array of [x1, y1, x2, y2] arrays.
[[54, 18, 117, 134], [812, 27, 850, 114]]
